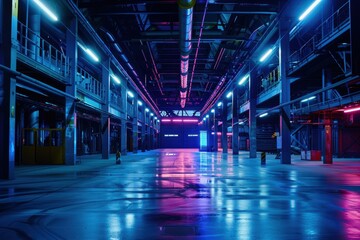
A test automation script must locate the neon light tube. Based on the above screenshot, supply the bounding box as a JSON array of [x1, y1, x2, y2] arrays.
[[299, 0, 322, 21], [301, 96, 316, 102], [226, 92, 232, 98], [344, 107, 360, 113], [127, 91, 134, 98], [172, 119, 183, 122], [183, 119, 198, 123], [217, 102, 223, 107], [259, 48, 274, 62], [238, 74, 249, 85], [137, 100, 143, 106], [86, 49, 99, 62], [33, 0, 58, 21], [161, 119, 171, 122], [111, 74, 121, 84], [259, 113, 268, 118]]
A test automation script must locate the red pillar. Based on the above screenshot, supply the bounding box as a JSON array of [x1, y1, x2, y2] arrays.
[[324, 119, 333, 164]]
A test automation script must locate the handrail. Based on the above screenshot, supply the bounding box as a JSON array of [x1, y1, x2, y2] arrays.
[[76, 66, 104, 100], [16, 21, 69, 79], [289, 1, 350, 70]]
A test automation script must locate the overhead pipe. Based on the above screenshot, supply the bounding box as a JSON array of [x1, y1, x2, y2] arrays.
[[188, 0, 208, 98], [178, 0, 196, 108]]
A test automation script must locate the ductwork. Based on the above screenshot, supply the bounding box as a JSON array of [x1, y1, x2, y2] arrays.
[[178, 0, 195, 108]]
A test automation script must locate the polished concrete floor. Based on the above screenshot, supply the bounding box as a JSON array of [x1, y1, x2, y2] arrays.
[[0, 149, 359, 240]]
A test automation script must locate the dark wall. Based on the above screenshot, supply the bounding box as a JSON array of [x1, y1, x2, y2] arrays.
[[160, 122, 199, 148]]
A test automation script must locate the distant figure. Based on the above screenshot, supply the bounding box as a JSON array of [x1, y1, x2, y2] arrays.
[[116, 148, 121, 164]]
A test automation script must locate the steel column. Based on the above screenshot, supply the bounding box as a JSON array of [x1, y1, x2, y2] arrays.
[[232, 84, 239, 155], [324, 119, 333, 164], [322, 68, 332, 102], [279, 17, 291, 164], [249, 69, 257, 158], [207, 116, 212, 152], [121, 82, 128, 155], [222, 98, 228, 153], [29, 9, 40, 60], [0, 0, 18, 179], [101, 58, 110, 159], [141, 105, 146, 152], [133, 95, 139, 153], [213, 112, 218, 152], [120, 120, 127, 155], [65, 18, 77, 165], [147, 113, 151, 150]]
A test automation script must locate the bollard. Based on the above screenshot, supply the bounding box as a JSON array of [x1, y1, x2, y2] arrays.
[[261, 152, 266, 165]]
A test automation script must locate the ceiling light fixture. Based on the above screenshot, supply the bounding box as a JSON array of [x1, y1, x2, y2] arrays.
[[238, 74, 249, 85], [299, 0, 322, 21], [33, 0, 58, 21], [344, 106, 360, 113], [259, 48, 275, 62]]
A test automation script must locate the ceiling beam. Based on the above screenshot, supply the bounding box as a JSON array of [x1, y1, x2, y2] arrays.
[[92, 10, 277, 16]]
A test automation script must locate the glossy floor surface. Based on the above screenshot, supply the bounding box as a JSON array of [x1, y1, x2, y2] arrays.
[[1, 149, 359, 240]]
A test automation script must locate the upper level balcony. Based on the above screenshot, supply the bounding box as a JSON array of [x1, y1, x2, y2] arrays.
[[17, 21, 69, 82], [76, 66, 104, 101], [289, 1, 350, 74]]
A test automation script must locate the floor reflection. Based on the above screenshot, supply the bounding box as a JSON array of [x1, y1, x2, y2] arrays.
[[0, 149, 359, 239]]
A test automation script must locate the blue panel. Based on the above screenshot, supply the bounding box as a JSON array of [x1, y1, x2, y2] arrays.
[[199, 131, 207, 151]]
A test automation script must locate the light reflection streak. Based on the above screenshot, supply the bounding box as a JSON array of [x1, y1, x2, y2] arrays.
[[107, 214, 121, 239], [238, 213, 252, 240], [341, 191, 360, 237], [125, 214, 135, 229]]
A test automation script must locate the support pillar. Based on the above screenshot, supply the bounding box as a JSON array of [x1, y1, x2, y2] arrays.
[[279, 17, 291, 164], [101, 114, 110, 159], [29, 107, 39, 144], [121, 120, 127, 155], [323, 118, 333, 164], [322, 68, 332, 103], [232, 85, 239, 155], [64, 18, 77, 165], [222, 98, 228, 153], [141, 106, 146, 152], [213, 112, 218, 152], [101, 58, 110, 159], [206, 115, 211, 152], [146, 114, 150, 150], [0, 0, 18, 179], [149, 126, 154, 150], [121, 81, 128, 155], [29, 9, 40, 60], [249, 70, 257, 158], [133, 96, 138, 153]]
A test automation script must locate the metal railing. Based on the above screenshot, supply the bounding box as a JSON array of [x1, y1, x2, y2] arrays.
[[289, 1, 350, 70], [17, 21, 69, 79], [110, 89, 124, 110], [127, 103, 135, 117], [258, 66, 280, 95], [76, 66, 104, 100]]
